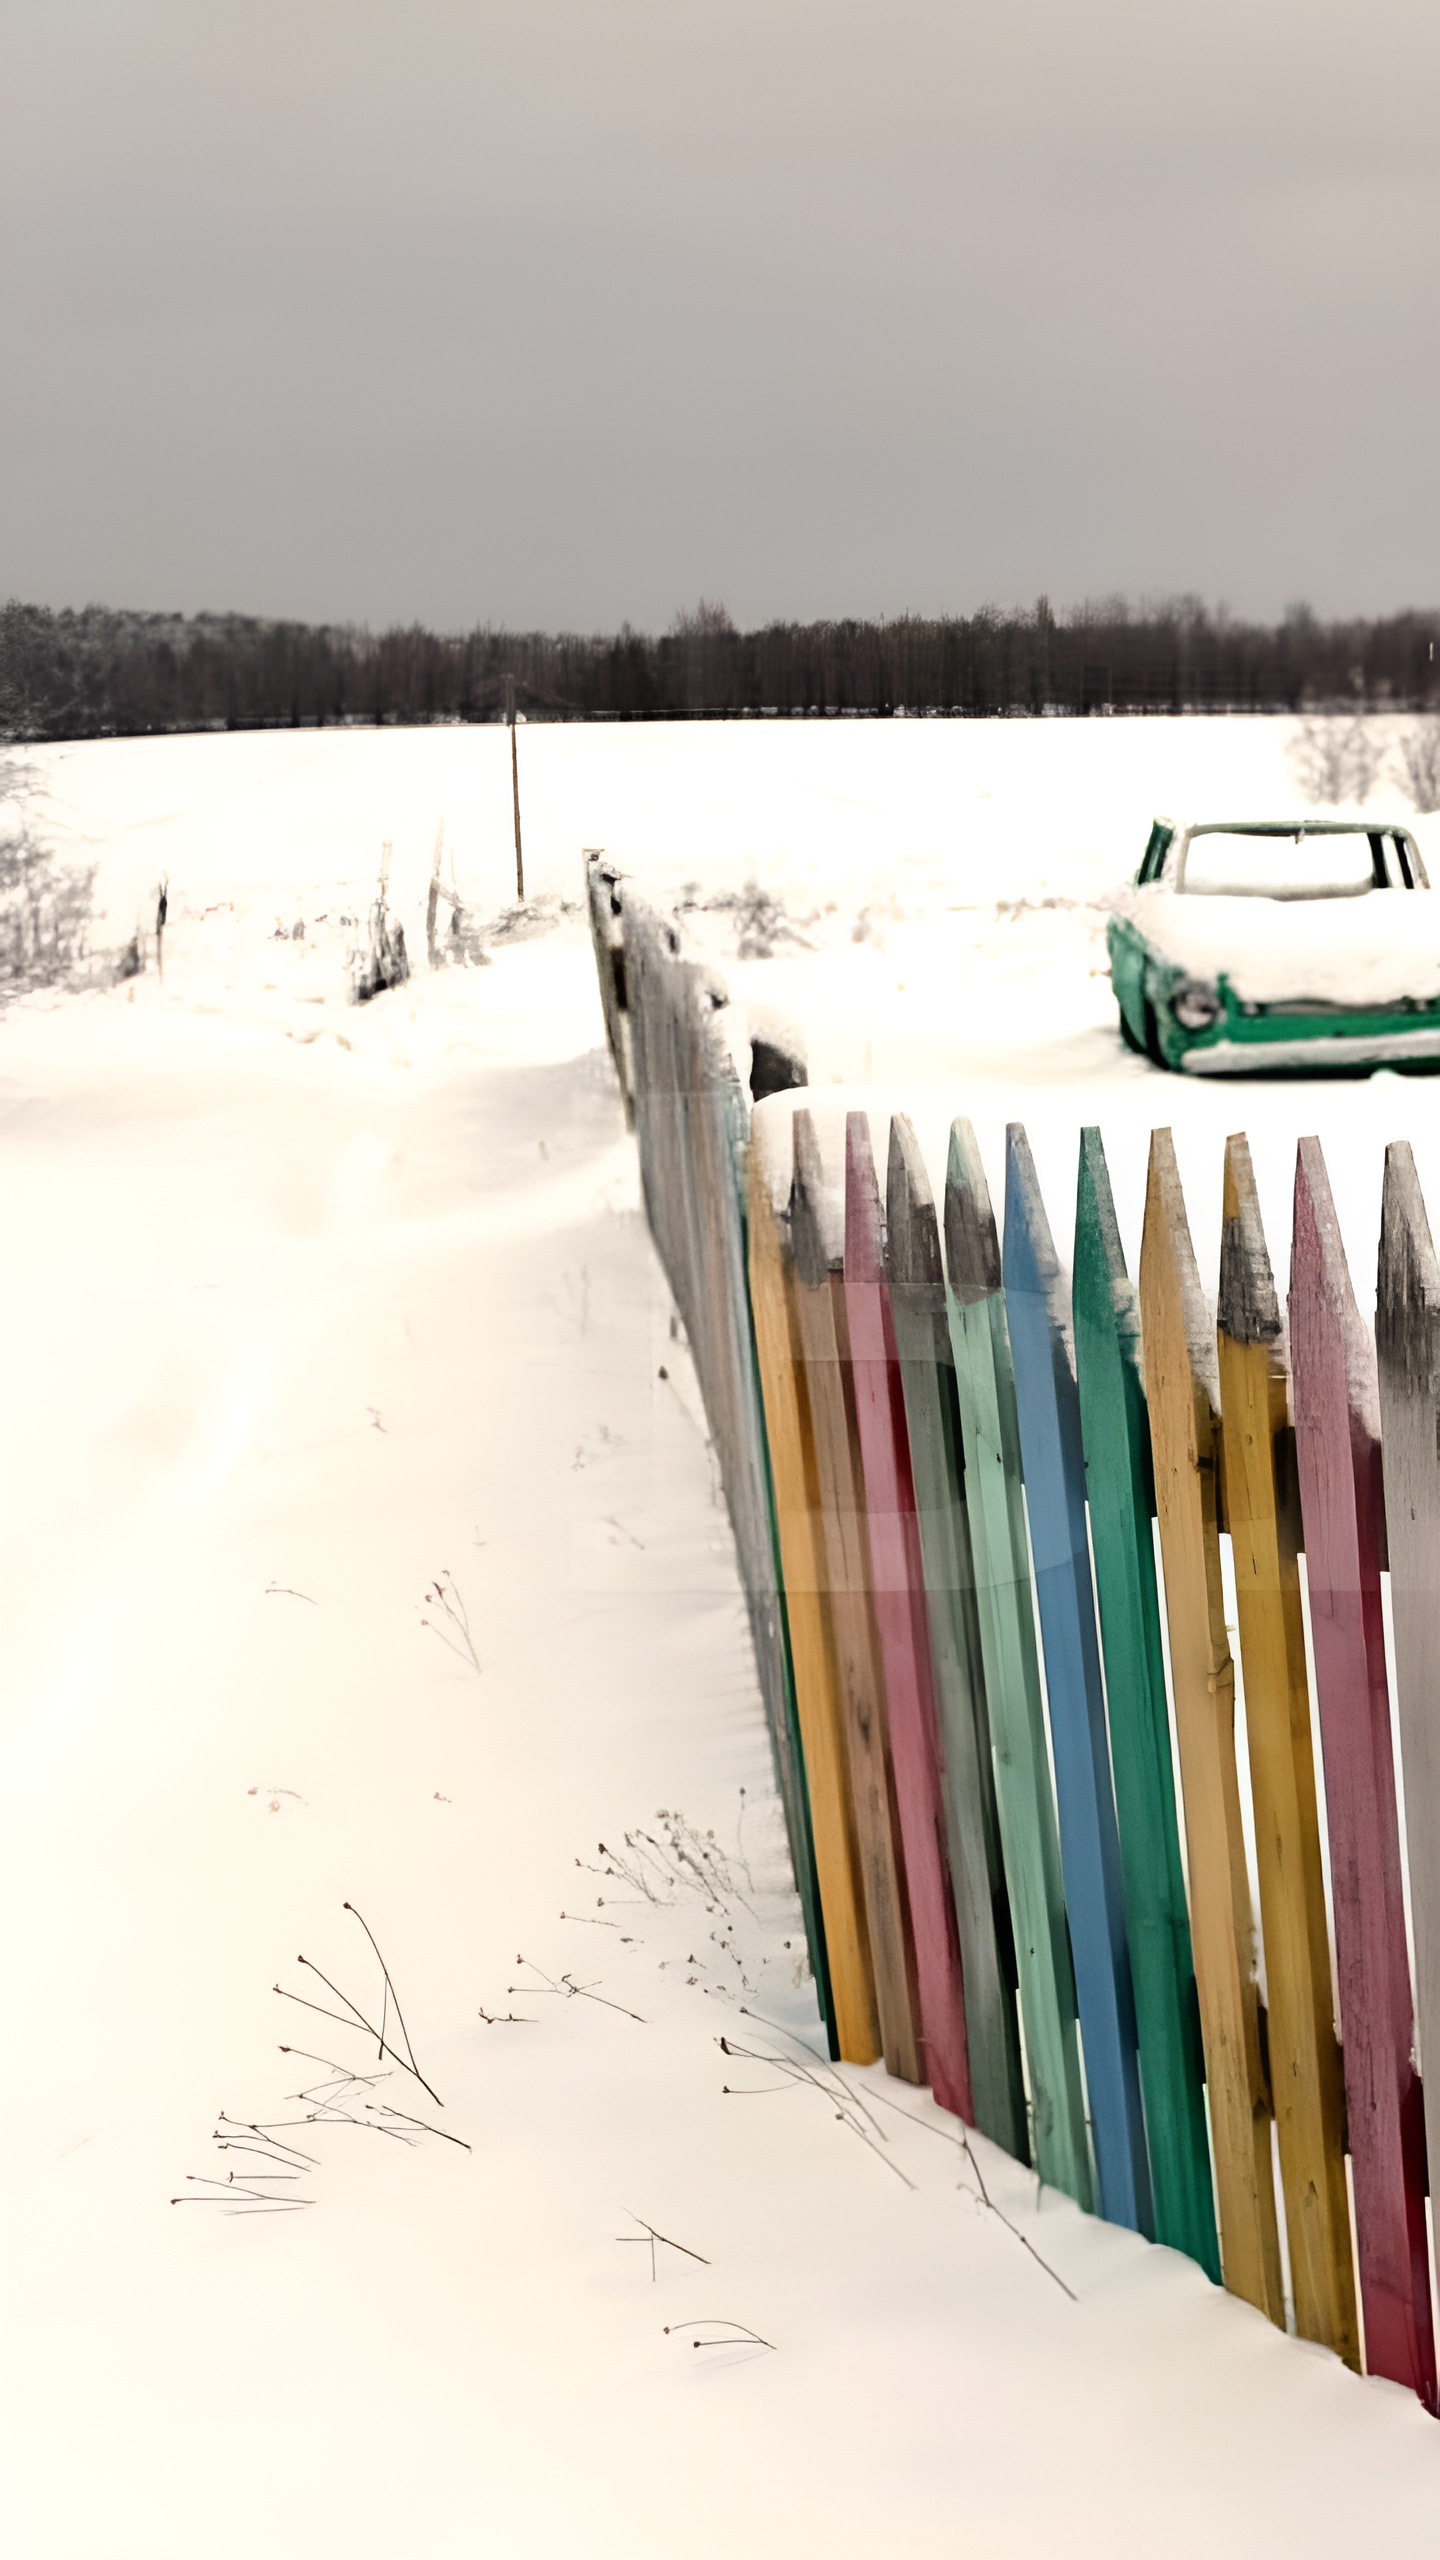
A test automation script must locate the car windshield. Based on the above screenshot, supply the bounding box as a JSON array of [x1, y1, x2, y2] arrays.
[[1178, 828, 1408, 899]]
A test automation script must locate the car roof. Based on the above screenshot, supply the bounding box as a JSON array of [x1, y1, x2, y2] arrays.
[[1185, 819, 1409, 835]]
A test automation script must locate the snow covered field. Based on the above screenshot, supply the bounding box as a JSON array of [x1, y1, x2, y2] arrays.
[[4, 717, 1440, 2559]]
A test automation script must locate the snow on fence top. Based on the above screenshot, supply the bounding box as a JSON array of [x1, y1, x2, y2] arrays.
[[590, 854, 1440, 2417]]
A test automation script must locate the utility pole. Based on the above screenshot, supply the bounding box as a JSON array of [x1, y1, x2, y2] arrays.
[[504, 673, 525, 902]]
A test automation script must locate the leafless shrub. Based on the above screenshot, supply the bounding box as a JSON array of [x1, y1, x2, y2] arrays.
[[1395, 716, 1440, 815], [480, 892, 576, 947], [176, 1905, 462, 2213], [420, 1569, 481, 1677], [1288, 714, 1385, 806], [693, 880, 812, 960]]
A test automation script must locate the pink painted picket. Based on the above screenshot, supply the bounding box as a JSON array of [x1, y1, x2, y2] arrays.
[[1289, 1137, 1436, 2409], [843, 1110, 973, 2122]]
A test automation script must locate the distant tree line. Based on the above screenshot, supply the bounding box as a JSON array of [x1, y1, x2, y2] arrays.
[[2, 593, 1437, 742]]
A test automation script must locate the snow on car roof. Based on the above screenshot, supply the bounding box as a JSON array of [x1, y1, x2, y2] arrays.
[[1110, 870, 1440, 1007], [1185, 819, 1400, 836]]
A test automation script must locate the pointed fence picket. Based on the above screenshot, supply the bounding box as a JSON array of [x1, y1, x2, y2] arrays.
[[747, 1144, 879, 2065], [944, 1119, 1092, 2208], [885, 1114, 1029, 2161], [1002, 1124, 1150, 2234], [1377, 1143, 1440, 2369], [844, 1111, 974, 2121], [1138, 1132, 1283, 2320], [1217, 1135, 1359, 2371], [1291, 1138, 1435, 2405], [789, 1107, 924, 2084], [1073, 1127, 1219, 2280], [590, 880, 1440, 2413]]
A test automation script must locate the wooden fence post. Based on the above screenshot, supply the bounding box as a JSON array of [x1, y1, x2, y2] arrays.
[[944, 1118, 1092, 2206], [1290, 1137, 1435, 2404], [844, 1112, 973, 2120], [1138, 1132, 1282, 2318], [747, 1136, 879, 2064], [789, 1108, 924, 2083], [1217, 1134, 1358, 2369], [1003, 1124, 1151, 2234], [1376, 1139, 1440, 2391], [886, 1114, 1029, 2159], [582, 854, 635, 1127], [1074, 1127, 1220, 2278]]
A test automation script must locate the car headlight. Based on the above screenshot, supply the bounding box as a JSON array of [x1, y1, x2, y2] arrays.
[[1172, 978, 1223, 1031]]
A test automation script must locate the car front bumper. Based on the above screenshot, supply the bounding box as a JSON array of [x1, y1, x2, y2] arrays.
[[1180, 1023, 1440, 1074]]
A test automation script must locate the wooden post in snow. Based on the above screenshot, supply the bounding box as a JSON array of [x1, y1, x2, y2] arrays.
[[1376, 1142, 1440, 2378], [747, 1137, 880, 2064], [843, 1112, 973, 2121], [1217, 1133, 1358, 2370], [504, 673, 524, 902], [886, 1113, 1028, 2159], [943, 1118, 1092, 2207], [1073, 1126, 1219, 2279], [1290, 1135, 1434, 2404], [789, 1109, 924, 2083], [1138, 1132, 1282, 2319], [1002, 1123, 1151, 2235]]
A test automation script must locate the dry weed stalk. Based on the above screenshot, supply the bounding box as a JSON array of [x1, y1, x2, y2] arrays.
[[420, 1570, 481, 1677]]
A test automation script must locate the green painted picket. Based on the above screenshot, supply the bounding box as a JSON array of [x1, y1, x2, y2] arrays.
[[886, 1114, 1029, 2161], [1073, 1127, 1219, 2279], [942, 1118, 1092, 2208]]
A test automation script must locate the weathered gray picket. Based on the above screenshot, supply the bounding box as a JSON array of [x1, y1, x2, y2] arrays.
[[886, 1114, 1028, 2159], [600, 878, 830, 2020]]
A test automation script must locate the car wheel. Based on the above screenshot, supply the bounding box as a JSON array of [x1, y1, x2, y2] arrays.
[[1143, 1000, 1169, 1070]]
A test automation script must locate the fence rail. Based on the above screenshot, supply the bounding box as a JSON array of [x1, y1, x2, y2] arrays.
[[588, 857, 1440, 2411]]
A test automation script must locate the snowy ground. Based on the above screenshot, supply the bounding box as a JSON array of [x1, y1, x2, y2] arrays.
[[3, 719, 1439, 2558]]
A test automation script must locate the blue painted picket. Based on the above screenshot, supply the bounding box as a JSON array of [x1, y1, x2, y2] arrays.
[[1001, 1124, 1151, 2235]]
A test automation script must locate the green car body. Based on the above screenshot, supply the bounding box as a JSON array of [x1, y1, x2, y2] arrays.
[[1107, 817, 1440, 1074]]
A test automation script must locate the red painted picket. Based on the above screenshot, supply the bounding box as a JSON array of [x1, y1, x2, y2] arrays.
[[843, 1110, 974, 2122], [1289, 1138, 1436, 2407]]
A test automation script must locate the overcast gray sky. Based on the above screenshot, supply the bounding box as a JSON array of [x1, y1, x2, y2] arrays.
[[3, 0, 1437, 631]]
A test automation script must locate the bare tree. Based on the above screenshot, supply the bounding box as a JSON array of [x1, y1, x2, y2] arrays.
[[0, 750, 95, 1001], [4, 592, 1440, 734]]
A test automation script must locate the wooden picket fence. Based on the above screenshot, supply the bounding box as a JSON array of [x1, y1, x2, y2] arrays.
[[587, 860, 1440, 2411]]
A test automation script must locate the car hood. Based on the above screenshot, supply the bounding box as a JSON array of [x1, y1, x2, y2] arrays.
[[1107, 881, 1440, 1008]]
